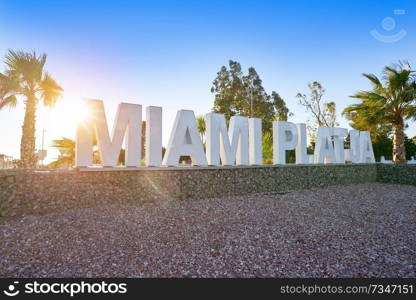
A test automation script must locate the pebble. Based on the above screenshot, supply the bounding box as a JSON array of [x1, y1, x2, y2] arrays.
[[0, 183, 415, 277]]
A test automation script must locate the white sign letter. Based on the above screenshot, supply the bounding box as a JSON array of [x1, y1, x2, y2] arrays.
[[359, 131, 375, 163], [314, 126, 335, 164], [76, 99, 141, 167], [273, 121, 298, 164], [333, 128, 348, 163], [163, 110, 207, 166], [295, 123, 309, 164], [145, 106, 162, 166], [75, 118, 93, 167], [205, 113, 249, 165], [249, 118, 262, 165], [348, 129, 361, 163]]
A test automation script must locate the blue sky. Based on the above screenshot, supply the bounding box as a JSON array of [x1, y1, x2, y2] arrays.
[[0, 0, 415, 161]]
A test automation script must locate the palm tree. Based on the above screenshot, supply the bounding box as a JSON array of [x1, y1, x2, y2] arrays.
[[343, 62, 416, 163], [196, 115, 206, 143], [49, 137, 75, 168], [0, 50, 63, 168], [49, 136, 125, 168]]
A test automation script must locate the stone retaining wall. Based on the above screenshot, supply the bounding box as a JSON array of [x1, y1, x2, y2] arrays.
[[376, 164, 416, 186], [0, 164, 381, 217]]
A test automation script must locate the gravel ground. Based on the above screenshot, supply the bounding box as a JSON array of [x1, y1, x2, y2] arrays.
[[1, 183, 415, 278]]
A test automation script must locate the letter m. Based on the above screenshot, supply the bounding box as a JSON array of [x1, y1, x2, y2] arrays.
[[76, 99, 142, 167], [205, 113, 249, 165]]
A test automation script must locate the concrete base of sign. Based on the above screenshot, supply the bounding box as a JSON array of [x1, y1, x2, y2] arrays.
[[0, 164, 414, 218]]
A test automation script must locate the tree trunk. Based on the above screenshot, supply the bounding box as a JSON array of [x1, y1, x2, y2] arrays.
[[392, 118, 406, 164], [20, 96, 37, 168]]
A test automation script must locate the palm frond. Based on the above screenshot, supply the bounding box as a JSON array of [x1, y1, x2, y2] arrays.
[[362, 73, 385, 93], [0, 95, 17, 109], [48, 156, 73, 168], [39, 73, 63, 107], [196, 115, 206, 136], [402, 105, 416, 121], [51, 137, 75, 155], [397, 89, 416, 103], [49, 137, 75, 168], [4, 49, 46, 87], [383, 63, 414, 97], [350, 91, 388, 104], [0, 71, 21, 109]]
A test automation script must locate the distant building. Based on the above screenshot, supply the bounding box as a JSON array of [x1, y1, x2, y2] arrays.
[[0, 154, 14, 169]]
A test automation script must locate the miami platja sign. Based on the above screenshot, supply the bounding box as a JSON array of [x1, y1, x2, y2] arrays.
[[75, 99, 375, 167]]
